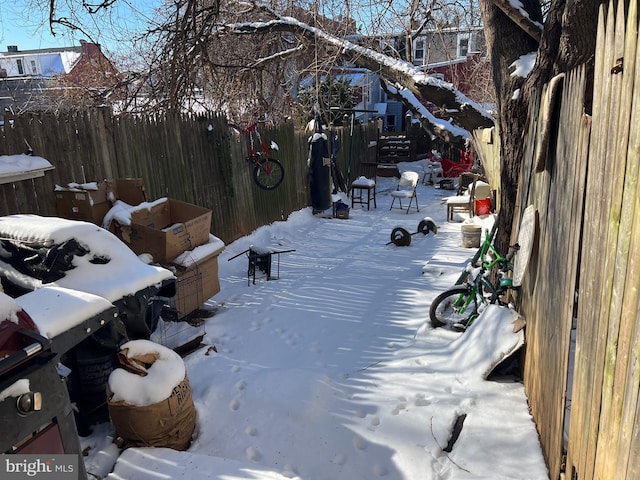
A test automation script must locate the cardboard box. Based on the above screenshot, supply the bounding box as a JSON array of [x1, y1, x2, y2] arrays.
[[55, 178, 147, 225], [171, 248, 223, 318], [117, 198, 212, 263], [55, 181, 110, 225], [107, 178, 147, 205]]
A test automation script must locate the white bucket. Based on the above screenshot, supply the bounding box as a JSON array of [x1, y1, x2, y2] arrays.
[[461, 224, 482, 248]]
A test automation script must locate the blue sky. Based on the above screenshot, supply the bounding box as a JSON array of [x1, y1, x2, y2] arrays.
[[0, 2, 74, 51], [0, 1, 161, 53]]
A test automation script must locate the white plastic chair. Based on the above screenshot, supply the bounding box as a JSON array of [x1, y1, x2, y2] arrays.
[[390, 171, 419, 214], [421, 160, 444, 185]]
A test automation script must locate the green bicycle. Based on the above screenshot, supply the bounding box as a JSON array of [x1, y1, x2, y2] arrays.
[[429, 229, 520, 331]]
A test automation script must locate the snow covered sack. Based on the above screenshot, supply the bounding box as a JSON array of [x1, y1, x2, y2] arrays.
[[107, 339, 196, 450]]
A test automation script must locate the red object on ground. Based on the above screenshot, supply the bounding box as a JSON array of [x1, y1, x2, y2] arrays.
[[475, 198, 491, 216]]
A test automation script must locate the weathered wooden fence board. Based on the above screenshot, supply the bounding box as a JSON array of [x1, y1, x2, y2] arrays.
[[513, 62, 589, 479], [612, 2, 640, 477]]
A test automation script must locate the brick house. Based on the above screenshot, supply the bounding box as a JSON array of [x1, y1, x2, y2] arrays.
[[0, 41, 117, 114]]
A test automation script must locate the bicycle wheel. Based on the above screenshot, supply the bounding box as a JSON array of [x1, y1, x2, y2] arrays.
[[429, 286, 478, 329], [254, 158, 284, 190]]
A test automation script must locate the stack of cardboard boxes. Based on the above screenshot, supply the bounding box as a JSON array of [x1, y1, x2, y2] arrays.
[[54, 179, 224, 318]]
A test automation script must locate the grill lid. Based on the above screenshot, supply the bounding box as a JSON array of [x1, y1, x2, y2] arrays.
[[0, 293, 50, 376]]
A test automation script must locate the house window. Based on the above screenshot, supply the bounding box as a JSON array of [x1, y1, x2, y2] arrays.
[[415, 40, 424, 61], [16, 59, 24, 75], [458, 36, 470, 58], [30, 60, 37, 74]]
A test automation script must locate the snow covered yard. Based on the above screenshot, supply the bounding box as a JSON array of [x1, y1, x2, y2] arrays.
[[83, 173, 549, 480]]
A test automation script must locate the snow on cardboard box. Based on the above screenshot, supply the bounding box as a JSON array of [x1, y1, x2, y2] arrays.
[[165, 236, 225, 318], [106, 197, 212, 264], [54, 178, 147, 225]]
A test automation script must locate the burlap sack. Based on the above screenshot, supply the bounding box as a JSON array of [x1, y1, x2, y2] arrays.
[[107, 347, 196, 450]]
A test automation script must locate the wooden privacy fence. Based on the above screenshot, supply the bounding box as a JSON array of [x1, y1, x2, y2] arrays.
[[511, 0, 640, 478], [0, 110, 377, 244]]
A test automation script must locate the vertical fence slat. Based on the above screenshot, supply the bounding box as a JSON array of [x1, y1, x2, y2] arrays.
[[610, 0, 640, 475], [569, 4, 615, 478]]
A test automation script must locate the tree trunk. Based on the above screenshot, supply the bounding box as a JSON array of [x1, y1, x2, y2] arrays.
[[479, 0, 541, 251]]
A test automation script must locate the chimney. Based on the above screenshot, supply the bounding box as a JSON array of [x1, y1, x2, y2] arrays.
[[7, 46, 18, 53], [79, 40, 101, 56]]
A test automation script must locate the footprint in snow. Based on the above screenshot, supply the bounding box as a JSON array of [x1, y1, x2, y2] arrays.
[[392, 403, 407, 415], [332, 454, 346, 465], [373, 464, 388, 476], [353, 436, 367, 450], [245, 426, 258, 436], [245, 446, 262, 462], [282, 465, 298, 478], [229, 399, 240, 411]]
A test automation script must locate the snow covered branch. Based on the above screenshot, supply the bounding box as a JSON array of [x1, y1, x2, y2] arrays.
[[490, 0, 543, 42], [383, 83, 471, 145], [219, 16, 495, 141], [247, 44, 305, 69]]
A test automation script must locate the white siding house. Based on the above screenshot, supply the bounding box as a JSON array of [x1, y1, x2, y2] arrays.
[[0, 45, 81, 78]]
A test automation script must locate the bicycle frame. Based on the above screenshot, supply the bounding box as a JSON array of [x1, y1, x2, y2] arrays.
[[451, 236, 519, 324], [456, 230, 510, 285], [232, 122, 284, 190], [240, 123, 270, 161]]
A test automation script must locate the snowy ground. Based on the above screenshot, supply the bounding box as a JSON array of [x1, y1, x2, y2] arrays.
[[82, 170, 549, 480]]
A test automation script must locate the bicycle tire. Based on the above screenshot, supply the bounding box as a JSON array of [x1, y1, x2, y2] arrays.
[[253, 158, 284, 190], [429, 286, 478, 329]]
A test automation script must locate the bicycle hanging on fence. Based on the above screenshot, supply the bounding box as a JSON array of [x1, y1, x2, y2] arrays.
[[231, 122, 285, 190], [429, 229, 520, 332]]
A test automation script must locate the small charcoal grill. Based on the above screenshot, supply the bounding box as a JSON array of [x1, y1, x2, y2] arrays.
[[228, 247, 296, 285]]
